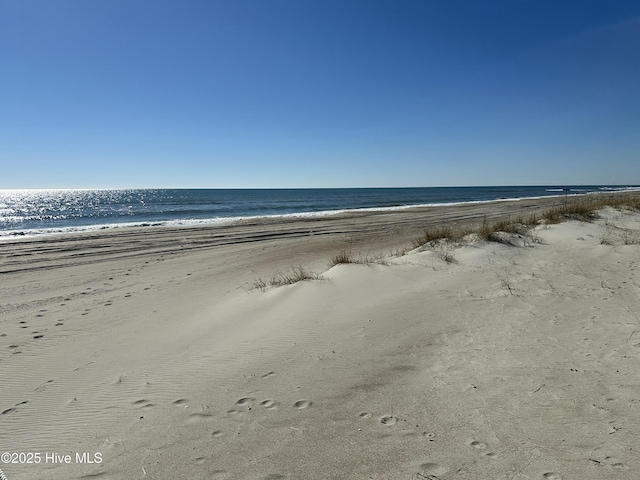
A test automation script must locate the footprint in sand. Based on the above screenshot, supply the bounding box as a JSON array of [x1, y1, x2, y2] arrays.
[[78, 469, 108, 478], [602, 456, 626, 469], [294, 400, 312, 409], [542, 473, 562, 480], [236, 397, 255, 408], [186, 412, 215, 425], [132, 399, 154, 408], [359, 412, 372, 419], [260, 399, 277, 409], [416, 461, 448, 478], [379, 415, 397, 426], [470, 440, 487, 449], [34, 380, 54, 392], [211, 431, 224, 438]]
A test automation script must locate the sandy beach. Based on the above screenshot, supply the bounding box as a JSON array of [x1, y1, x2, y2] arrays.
[[2, 195, 640, 480]]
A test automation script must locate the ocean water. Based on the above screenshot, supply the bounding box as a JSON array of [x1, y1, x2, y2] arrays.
[[0, 186, 636, 240]]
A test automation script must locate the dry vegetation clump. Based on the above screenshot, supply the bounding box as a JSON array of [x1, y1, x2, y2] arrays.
[[270, 266, 323, 286], [541, 201, 599, 224], [253, 266, 322, 291], [596, 192, 640, 210], [541, 193, 640, 224], [478, 213, 539, 240], [412, 225, 475, 248], [413, 213, 541, 249], [413, 193, 640, 249], [328, 249, 388, 267]]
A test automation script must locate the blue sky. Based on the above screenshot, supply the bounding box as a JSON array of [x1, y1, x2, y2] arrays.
[[2, 0, 639, 188]]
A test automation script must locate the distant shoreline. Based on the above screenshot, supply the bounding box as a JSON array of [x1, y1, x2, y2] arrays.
[[3, 191, 640, 274], [1, 186, 638, 241]]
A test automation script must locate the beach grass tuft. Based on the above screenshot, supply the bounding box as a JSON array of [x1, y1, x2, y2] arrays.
[[412, 225, 474, 248], [252, 266, 322, 291], [328, 250, 389, 267], [269, 266, 323, 287], [329, 250, 355, 266]]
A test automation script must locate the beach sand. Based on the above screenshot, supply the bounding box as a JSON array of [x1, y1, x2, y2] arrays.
[[2, 196, 640, 479]]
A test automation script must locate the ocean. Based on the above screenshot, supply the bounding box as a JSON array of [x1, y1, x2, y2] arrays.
[[0, 186, 637, 240]]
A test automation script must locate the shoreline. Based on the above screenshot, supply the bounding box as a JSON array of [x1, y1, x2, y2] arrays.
[[2, 194, 640, 479], [2, 188, 638, 242], [2, 192, 639, 276]]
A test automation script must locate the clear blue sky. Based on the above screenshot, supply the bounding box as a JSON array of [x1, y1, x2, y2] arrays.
[[2, 0, 639, 188]]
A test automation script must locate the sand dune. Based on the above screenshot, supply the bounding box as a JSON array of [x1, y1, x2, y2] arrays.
[[1, 199, 640, 479]]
